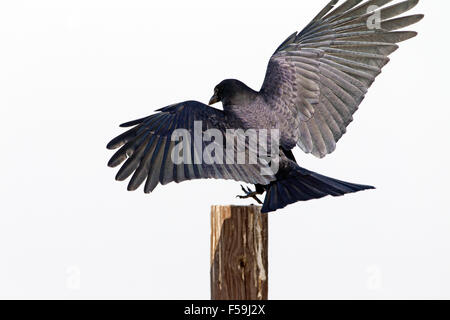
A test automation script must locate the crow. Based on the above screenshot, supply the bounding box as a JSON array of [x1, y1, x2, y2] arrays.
[[107, 0, 423, 213]]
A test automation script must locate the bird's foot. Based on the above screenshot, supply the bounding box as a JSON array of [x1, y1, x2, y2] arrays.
[[236, 185, 263, 205]]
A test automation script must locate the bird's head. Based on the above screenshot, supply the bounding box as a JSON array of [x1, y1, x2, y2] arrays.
[[209, 79, 257, 106]]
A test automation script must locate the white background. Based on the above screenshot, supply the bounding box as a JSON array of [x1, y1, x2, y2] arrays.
[[0, 0, 448, 299]]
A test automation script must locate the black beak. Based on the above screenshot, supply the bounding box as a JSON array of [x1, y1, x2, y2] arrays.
[[209, 94, 220, 105]]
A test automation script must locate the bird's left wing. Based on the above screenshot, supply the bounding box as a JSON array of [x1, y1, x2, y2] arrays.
[[260, 0, 423, 158], [107, 100, 275, 193]]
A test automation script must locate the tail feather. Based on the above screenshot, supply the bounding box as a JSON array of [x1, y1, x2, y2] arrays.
[[261, 168, 374, 213]]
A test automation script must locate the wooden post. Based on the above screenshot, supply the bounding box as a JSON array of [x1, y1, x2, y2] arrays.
[[210, 205, 268, 300]]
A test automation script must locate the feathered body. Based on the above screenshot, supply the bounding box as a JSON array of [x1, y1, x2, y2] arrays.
[[107, 0, 423, 213]]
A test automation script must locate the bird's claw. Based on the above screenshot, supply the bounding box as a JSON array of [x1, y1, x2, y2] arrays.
[[236, 185, 263, 204]]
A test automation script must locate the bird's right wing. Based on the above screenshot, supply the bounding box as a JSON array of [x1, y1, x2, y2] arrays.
[[260, 0, 423, 158], [107, 100, 275, 193]]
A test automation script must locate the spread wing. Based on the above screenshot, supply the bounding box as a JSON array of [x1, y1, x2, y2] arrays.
[[107, 100, 275, 193], [260, 0, 423, 158]]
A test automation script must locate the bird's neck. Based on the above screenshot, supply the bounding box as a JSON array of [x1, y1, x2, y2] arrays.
[[222, 85, 258, 108]]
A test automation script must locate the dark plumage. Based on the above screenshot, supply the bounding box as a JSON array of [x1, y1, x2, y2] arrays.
[[107, 0, 422, 213]]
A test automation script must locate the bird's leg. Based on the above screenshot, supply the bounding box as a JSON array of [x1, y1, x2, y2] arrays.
[[236, 185, 263, 205]]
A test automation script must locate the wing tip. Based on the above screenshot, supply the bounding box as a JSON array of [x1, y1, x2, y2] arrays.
[[106, 141, 117, 150], [403, 30, 419, 41], [127, 183, 139, 192], [107, 159, 117, 168]]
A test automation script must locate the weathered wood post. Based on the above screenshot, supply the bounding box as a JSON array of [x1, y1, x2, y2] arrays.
[[210, 205, 268, 300]]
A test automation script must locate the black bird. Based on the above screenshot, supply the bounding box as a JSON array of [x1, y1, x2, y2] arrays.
[[107, 0, 423, 213]]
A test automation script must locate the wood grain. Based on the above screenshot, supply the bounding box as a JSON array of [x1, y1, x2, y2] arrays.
[[210, 205, 268, 300]]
